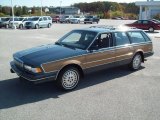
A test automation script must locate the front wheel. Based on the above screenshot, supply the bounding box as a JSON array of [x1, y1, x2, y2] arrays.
[[35, 24, 39, 29], [129, 53, 142, 71], [5, 24, 9, 29], [19, 24, 23, 29], [57, 67, 80, 91]]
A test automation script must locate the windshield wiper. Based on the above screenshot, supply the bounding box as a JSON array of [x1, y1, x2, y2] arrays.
[[55, 41, 62, 46]]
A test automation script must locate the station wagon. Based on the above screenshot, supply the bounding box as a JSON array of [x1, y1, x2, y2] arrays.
[[10, 26, 154, 90]]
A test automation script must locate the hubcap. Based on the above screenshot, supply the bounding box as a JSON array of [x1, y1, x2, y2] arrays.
[[62, 70, 79, 89], [149, 27, 154, 32], [133, 55, 141, 69]]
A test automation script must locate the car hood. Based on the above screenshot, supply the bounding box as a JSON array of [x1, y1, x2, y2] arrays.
[[13, 44, 86, 66]]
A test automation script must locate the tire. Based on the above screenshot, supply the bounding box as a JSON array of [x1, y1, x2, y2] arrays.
[[149, 27, 154, 32], [48, 23, 51, 28], [5, 24, 9, 29], [19, 24, 23, 29], [84, 22, 86, 24], [57, 67, 80, 91], [35, 24, 39, 29], [129, 53, 142, 71]]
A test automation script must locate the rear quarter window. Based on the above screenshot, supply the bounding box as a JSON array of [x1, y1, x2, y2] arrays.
[[141, 32, 151, 42], [48, 17, 51, 20], [128, 31, 146, 44]]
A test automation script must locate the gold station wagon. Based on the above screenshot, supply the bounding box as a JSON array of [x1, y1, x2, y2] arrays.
[[10, 26, 153, 90]]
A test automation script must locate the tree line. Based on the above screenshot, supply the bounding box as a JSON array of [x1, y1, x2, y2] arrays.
[[0, 1, 139, 19], [73, 2, 139, 19]]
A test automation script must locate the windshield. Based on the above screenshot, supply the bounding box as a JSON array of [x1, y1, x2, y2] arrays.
[[19, 18, 24, 21], [10, 18, 19, 21], [28, 17, 39, 21], [56, 30, 97, 50], [74, 16, 80, 18], [86, 16, 93, 18]]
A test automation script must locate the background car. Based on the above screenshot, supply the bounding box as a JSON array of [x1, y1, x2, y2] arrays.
[[0, 17, 11, 28], [84, 15, 100, 24], [70, 15, 85, 24], [59, 15, 73, 23], [125, 20, 160, 32], [9, 17, 29, 29], [52, 15, 60, 23], [24, 16, 52, 29]]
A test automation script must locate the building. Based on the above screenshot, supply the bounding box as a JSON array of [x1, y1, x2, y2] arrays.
[[136, 0, 160, 20]]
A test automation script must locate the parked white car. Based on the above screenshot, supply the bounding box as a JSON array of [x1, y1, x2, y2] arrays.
[[70, 15, 85, 24], [24, 16, 52, 29], [9, 17, 29, 29]]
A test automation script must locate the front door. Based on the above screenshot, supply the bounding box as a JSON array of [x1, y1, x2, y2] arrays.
[[84, 33, 115, 71]]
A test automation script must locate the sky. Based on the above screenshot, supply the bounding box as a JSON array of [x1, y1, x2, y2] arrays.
[[0, 0, 149, 7]]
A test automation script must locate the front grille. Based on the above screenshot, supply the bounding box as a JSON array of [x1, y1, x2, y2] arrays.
[[84, 19, 90, 21], [14, 58, 23, 69]]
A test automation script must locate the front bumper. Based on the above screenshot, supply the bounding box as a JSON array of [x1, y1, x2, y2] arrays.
[[10, 61, 57, 83]]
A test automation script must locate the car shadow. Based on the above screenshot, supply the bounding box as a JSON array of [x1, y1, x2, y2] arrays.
[[0, 66, 145, 109]]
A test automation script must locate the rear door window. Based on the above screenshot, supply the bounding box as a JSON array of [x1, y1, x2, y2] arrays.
[[43, 17, 47, 21], [114, 32, 130, 46], [128, 32, 146, 43]]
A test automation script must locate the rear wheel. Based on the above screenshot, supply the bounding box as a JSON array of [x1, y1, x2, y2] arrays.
[[48, 23, 51, 28], [129, 53, 142, 71], [57, 67, 80, 91], [149, 27, 154, 32]]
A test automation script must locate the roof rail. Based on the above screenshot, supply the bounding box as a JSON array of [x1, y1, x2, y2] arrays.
[[89, 25, 116, 30]]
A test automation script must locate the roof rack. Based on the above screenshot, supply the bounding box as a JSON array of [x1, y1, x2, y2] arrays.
[[89, 25, 137, 31]]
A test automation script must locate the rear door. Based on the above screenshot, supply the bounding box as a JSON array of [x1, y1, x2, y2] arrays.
[[43, 17, 48, 27], [85, 32, 115, 71], [114, 32, 134, 66]]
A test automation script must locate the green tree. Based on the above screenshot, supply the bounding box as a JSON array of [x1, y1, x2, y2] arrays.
[[22, 6, 27, 15]]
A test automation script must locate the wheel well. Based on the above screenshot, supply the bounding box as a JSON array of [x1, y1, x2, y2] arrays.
[[56, 64, 84, 79], [136, 51, 144, 62]]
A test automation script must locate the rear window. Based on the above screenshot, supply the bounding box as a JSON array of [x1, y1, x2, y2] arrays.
[[128, 32, 146, 43], [141, 32, 151, 42]]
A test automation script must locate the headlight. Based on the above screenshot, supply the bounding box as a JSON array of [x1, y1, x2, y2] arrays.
[[24, 65, 42, 73]]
